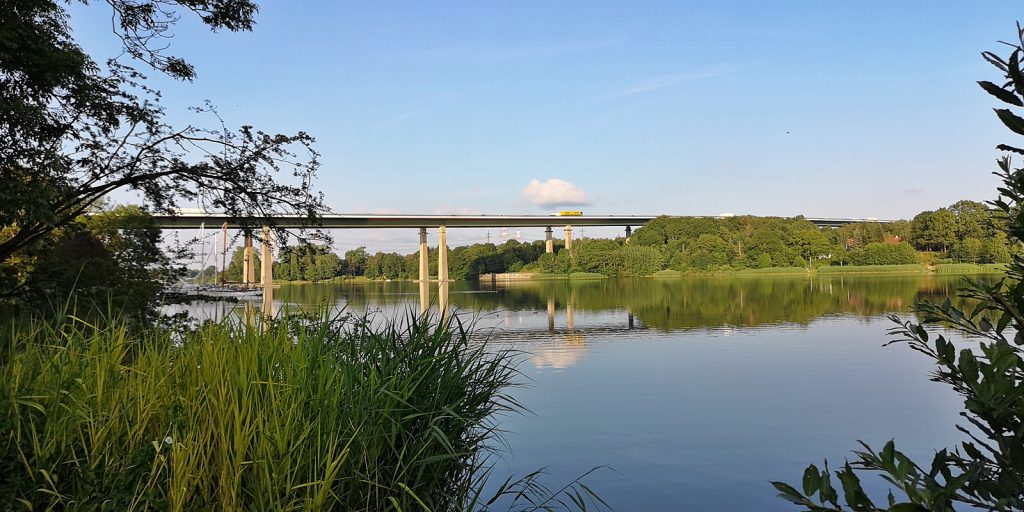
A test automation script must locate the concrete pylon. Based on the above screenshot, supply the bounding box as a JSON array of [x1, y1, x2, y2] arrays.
[[439, 280, 450, 322], [545, 227, 553, 254], [438, 225, 449, 283], [564, 225, 573, 252], [625, 226, 632, 244], [260, 226, 274, 319], [419, 280, 429, 316], [418, 227, 429, 282], [243, 233, 255, 288]]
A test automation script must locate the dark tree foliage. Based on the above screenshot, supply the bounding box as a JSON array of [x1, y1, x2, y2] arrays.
[[773, 24, 1024, 511], [10, 205, 181, 320], [1, 0, 326, 276]]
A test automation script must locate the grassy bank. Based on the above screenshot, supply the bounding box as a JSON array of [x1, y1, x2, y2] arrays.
[[815, 264, 927, 275], [529, 272, 608, 280], [0, 312, 602, 510], [733, 267, 810, 275], [933, 263, 1009, 274]]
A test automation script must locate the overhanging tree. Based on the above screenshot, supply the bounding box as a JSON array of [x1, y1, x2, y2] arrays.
[[1, 0, 326, 277]]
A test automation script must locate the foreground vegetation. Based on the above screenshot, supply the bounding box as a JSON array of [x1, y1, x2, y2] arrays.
[[0, 311, 604, 511], [772, 24, 1024, 510]]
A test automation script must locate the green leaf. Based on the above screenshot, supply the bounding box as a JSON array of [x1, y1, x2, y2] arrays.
[[803, 464, 821, 496], [979, 317, 993, 332], [913, 323, 929, 342], [1009, 51, 1024, 94], [997, 312, 1012, 334], [995, 108, 1024, 137], [959, 350, 979, 383], [979, 80, 1024, 106], [771, 481, 812, 506], [819, 466, 838, 505], [837, 466, 870, 509]]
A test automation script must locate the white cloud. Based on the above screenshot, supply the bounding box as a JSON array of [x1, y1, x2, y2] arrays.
[[522, 178, 590, 207]]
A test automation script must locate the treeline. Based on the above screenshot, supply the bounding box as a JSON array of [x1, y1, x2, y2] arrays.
[[271, 241, 553, 282], [270, 199, 1016, 281]]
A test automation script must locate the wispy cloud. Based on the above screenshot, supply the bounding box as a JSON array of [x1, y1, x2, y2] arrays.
[[379, 108, 435, 132], [412, 36, 625, 62], [587, 63, 751, 102]]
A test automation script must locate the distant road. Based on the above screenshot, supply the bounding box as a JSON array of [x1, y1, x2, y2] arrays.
[[147, 213, 893, 230]]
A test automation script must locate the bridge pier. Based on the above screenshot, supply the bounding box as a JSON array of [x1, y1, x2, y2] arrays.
[[439, 280, 449, 322], [545, 227, 553, 254], [221, 223, 228, 286], [564, 225, 573, 252], [419, 280, 429, 316], [243, 232, 255, 288], [418, 227, 429, 282], [625, 225, 632, 244], [437, 225, 448, 283], [260, 226, 274, 318]]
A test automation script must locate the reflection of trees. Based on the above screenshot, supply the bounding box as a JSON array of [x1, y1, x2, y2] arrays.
[[274, 275, 988, 332]]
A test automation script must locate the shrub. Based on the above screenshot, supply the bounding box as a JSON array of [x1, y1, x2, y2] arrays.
[[850, 242, 919, 265]]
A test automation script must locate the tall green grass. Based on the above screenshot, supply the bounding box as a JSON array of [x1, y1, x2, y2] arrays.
[[933, 263, 1008, 274], [0, 311, 605, 511], [733, 267, 809, 275], [815, 264, 926, 274]]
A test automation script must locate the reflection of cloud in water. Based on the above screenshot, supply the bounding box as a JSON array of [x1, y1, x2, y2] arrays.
[[529, 334, 587, 369]]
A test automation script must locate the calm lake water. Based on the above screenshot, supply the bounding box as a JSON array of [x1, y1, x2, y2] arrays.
[[177, 274, 990, 510]]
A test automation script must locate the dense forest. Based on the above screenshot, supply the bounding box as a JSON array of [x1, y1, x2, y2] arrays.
[[265, 199, 1015, 282]]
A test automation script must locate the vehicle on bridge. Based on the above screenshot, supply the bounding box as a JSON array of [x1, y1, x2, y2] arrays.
[[557, 210, 584, 216]]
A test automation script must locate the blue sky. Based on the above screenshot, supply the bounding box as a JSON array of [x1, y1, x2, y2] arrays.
[[71, 1, 1023, 252]]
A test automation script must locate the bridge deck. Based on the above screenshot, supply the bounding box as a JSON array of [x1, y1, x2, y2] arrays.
[[148, 213, 892, 229], [149, 214, 658, 229]]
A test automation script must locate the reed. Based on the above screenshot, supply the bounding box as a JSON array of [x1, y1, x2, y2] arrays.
[[932, 262, 1008, 274], [815, 264, 926, 274], [0, 310, 605, 511]]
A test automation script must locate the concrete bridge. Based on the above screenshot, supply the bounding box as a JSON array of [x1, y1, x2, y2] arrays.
[[150, 211, 892, 317], [154, 212, 659, 317], [152, 212, 655, 284]]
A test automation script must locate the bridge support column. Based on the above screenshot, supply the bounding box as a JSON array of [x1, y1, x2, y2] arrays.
[[625, 226, 632, 244], [260, 226, 274, 319], [221, 223, 228, 286], [437, 225, 448, 283], [439, 280, 449, 322], [243, 232, 255, 288], [419, 280, 429, 316], [418, 227, 429, 282], [564, 225, 573, 252], [545, 227, 553, 254]]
